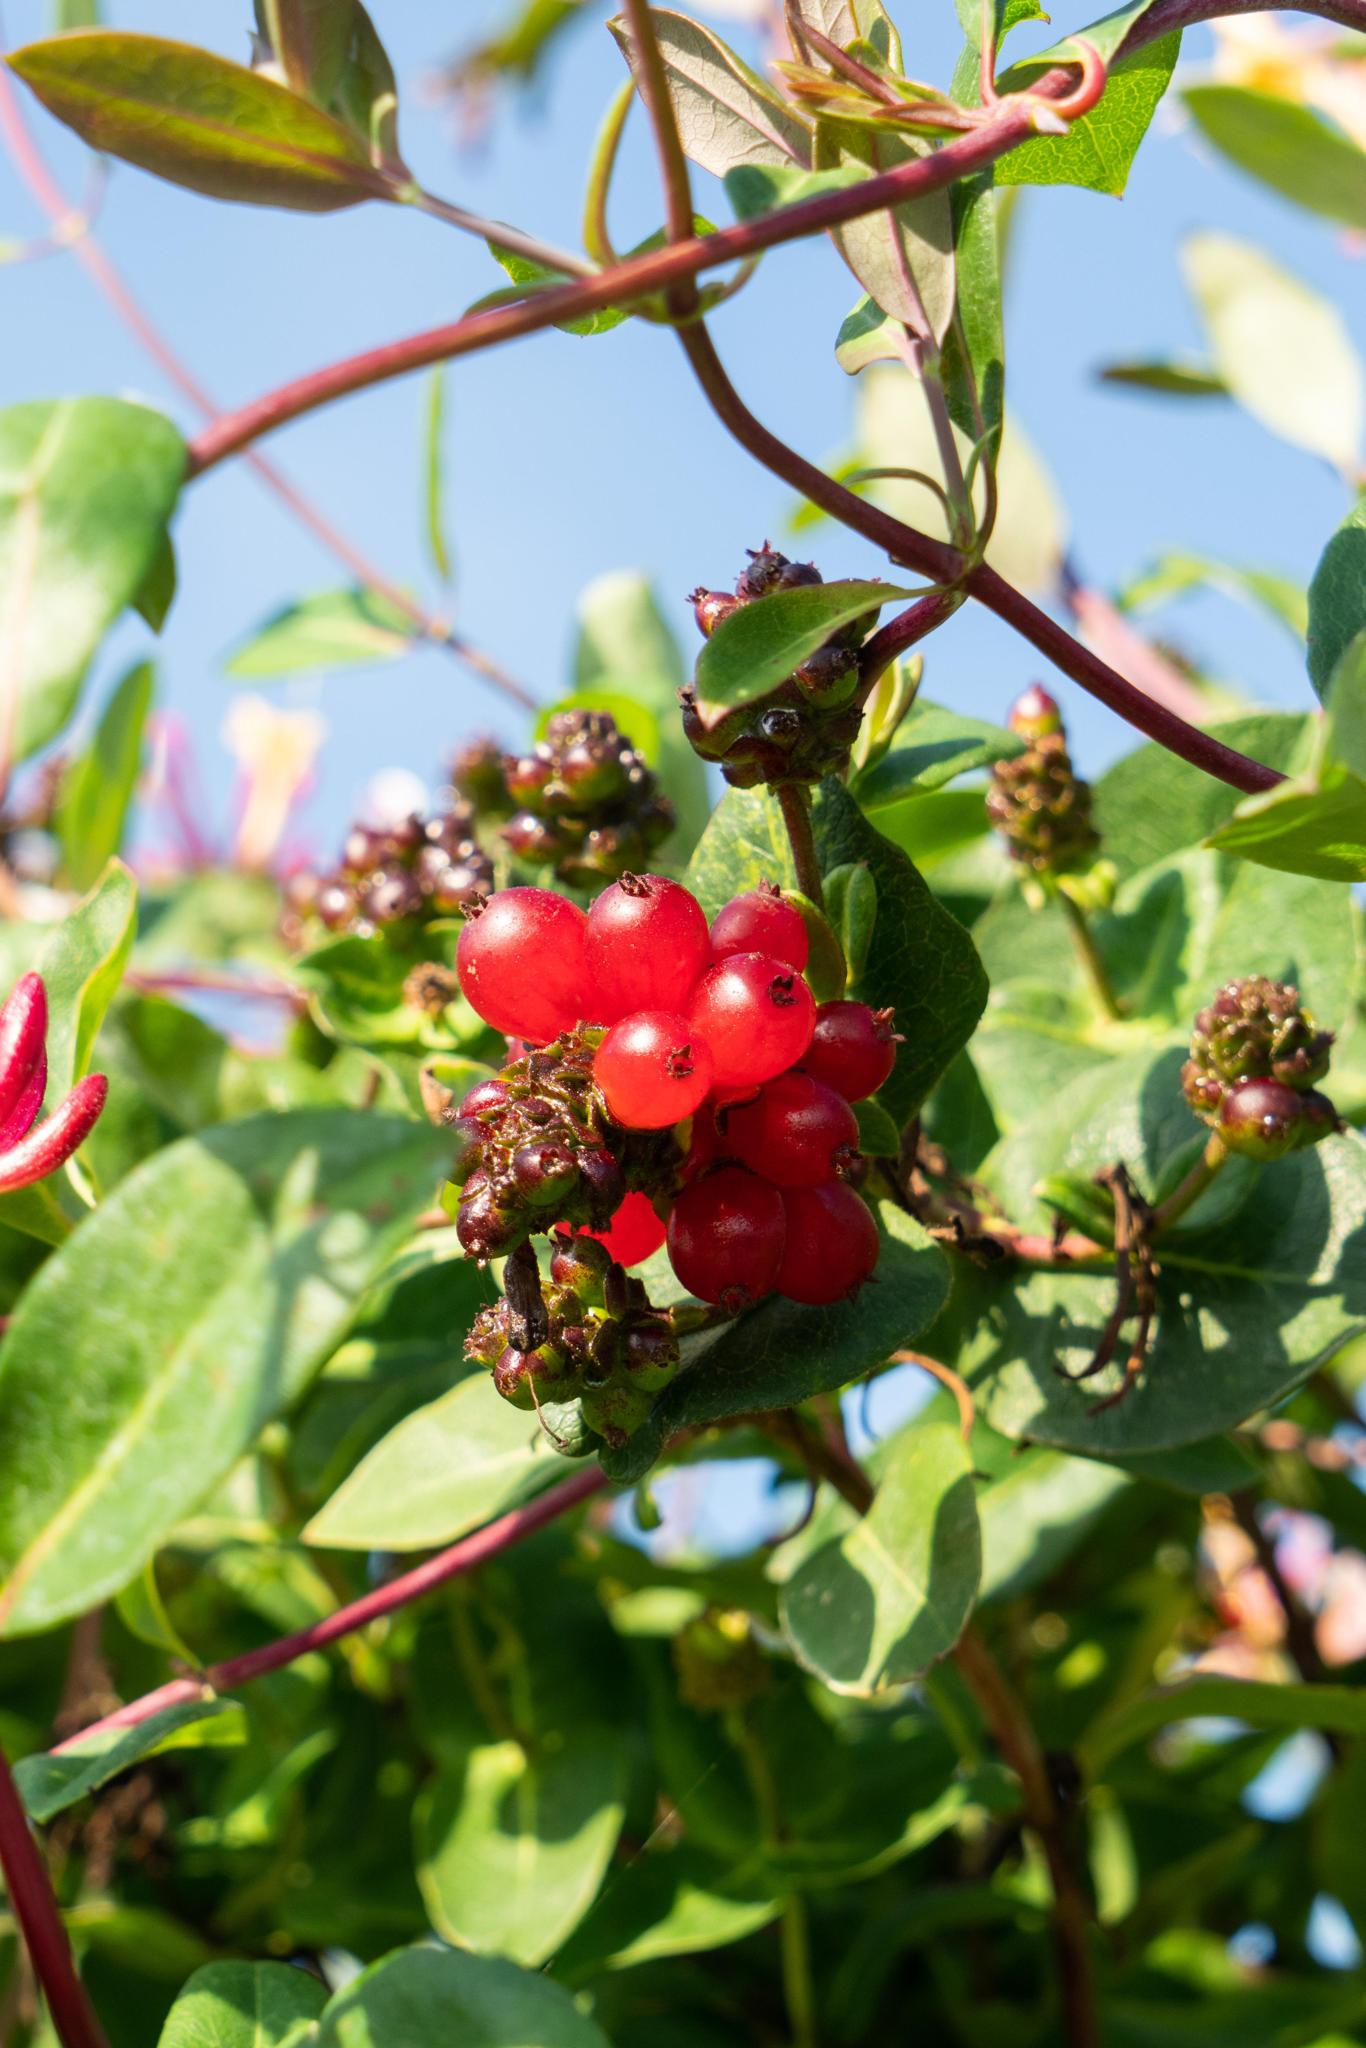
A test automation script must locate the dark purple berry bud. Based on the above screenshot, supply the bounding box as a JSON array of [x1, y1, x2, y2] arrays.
[[362, 867, 424, 925], [460, 1078, 508, 1119], [450, 737, 512, 813], [342, 823, 391, 875], [794, 643, 860, 706], [456, 1183, 522, 1259], [511, 1140, 580, 1208], [690, 587, 741, 638], [504, 754, 554, 809], [446, 1116, 486, 1185], [316, 879, 356, 931], [1219, 1077, 1314, 1160]]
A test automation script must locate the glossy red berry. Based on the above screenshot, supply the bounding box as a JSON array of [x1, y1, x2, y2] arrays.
[[456, 887, 590, 1045], [799, 1001, 899, 1102], [667, 1166, 786, 1313], [593, 1010, 715, 1129], [572, 1190, 668, 1268], [583, 874, 712, 1021], [724, 1071, 861, 1188], [710, 884, 809, 973], [776, 1183, 879, 1304], [686, 953, 816, 1091]]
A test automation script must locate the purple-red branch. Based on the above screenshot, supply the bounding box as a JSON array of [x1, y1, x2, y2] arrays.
[[47, 1466, 608, 1759], [0, 1749, 109, 2048]]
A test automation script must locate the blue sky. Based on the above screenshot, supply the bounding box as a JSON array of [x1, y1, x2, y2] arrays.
[[1, 0, 1360, 853]]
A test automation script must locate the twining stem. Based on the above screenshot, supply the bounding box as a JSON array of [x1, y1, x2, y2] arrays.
[[1056, 891, 1125, 1022], [765, 1412, 1099, 2048], [0, 57, 533, 712], [46, 1467, 608, 1758], [1150, 1130, 1229, 1234], [952, 1627, 1099, 2048], [0, 1749, 109, 2048], [776, 783, 826, 912], [394, 179, 595, 279]]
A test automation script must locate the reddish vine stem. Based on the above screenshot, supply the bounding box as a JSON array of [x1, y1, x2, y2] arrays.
[[0, 57, 533, 713], [0, 1750, 109, 2048], [47, 1466, 608, 1759]]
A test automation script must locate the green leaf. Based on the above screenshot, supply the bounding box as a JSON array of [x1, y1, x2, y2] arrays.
[[1183, 84, 1366, 232], [1098, 358, 1228, 397], [314, 1948, 611, 2048], [292, 930, 473, 1052], [15, 1699, 245, 1824], [835, 294, 903, 376], [725, 160, 867, 224], [958, 1052, 1366, 1455], [486, 243, 629, 337], [941, 171, 1005, 444], [258, 0, 357, 108], [978, 1446, 1130, 1602], [52, 0, 101, 23], [0, 397, 184, 761], [853, 696, 1021, 808], [573, 571, 710, 859], [694, 578, 910, 722], [781, 1421, 979, 1694], [600, 1203, 948, 1484], [1308, 498, 1366, 699], [304, 1372, 556, 1551], [134, 530, 177, 632], [224, 587, 416, 678], [416, 1725, 626, 1966], [0, 1109, 449, 1634], [56, 662, 154, 893], [157, 1961, 328, 2048], [607, 9, 811, 178], [1092, 713, 1311, 879], [8, 32, 384, 211], [811, 119, 955, 342], [1208, 631, 1366, 880], [422, 367, 453, 586], [1118, 551, 1307, 641], [1182, 231, 1363, 473], [996, 13, 1181, 197], [1081, 1675, 1366, 1776], [114, 1555, 199, 1666], [552, 1843, 779, 1977], [38, 857, 137, 1101]]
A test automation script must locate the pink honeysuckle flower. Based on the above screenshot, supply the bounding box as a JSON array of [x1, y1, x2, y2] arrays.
[[0, 973, 107, 1194]]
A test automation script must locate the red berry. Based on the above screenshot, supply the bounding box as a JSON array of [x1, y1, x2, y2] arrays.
[[776, 1184, 879, 1304], [571, 1190, 668, 1268], [799, 1001, 899, 1102], [667, 1166, 786, 1313], [459, 1077, 509, 1119], [455, 888, 590, 1045], [594, 1010, 715, 1129], [583, 874, 712, 1022], [724, 1071, 861, 1188], [686, 954, 816, 1090], [710, 884, 809, 973], [681, 1106, 723, 1182]]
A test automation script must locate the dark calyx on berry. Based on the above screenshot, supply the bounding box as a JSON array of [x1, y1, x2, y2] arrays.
[[682, 545, 872, 787], [987, 689, 1100, 877]]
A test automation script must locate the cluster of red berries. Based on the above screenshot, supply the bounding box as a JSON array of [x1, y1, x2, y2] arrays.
[[454, 874, 897, 1314]]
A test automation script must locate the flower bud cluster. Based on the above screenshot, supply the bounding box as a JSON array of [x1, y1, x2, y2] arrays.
[[986, 686, 1101, 877], [497, 709, 675, 886], [681, 546, 875, 788], [285, 805, 493, 944], [465, 1230, 682, 1448], [1183, 976, 1339, 1160]]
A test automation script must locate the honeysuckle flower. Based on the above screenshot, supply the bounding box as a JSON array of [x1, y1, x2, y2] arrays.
[[0, 973, 106, 1193], [1207, 16, 1366, 152], [223, 695, 327, 873]]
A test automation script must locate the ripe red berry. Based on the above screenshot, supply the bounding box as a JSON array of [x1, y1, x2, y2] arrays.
[[724, 1071, 861, 1188], [571, 1189, 668, 1268], [455, 887, 590, 1045], [583, 874, 712, 1021], [710, 883, 809, 973], [593, 1010, 715, 1129], [776, 1183, 879, 1304], [686, 953, 816, 1090], [667, 1166, 786, 1313], [799, 1000, 899, 1102]]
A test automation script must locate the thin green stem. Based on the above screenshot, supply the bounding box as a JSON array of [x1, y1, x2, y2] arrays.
[[776, 783, 826, 912], [394, 180, 595, 279], [1150, 1131, 1229, 1235], [582, 77, 635, 265], [1057, 890, 1125, 1022], [781, 1896, 820, 2048]]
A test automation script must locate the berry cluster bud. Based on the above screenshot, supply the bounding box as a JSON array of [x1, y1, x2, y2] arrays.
[[453, 873, 893, 1440], [285, 804, 493, 945], [1182, 977, 1339, 1160], [446, 1029, 684, 1262], [986, 686, 1101, 877], [465, 1230, 681, 1447], [500, 708, 675, 885], [681, 546, 875, 788]]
